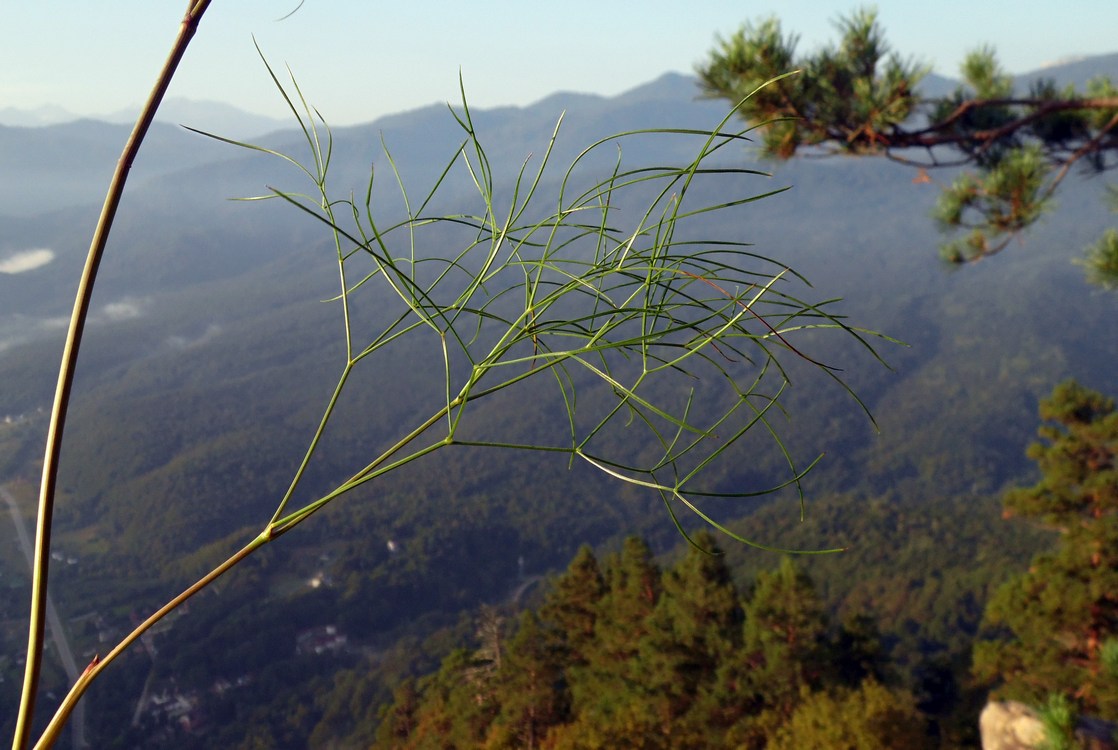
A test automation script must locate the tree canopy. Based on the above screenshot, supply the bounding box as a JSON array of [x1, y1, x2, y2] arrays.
[[371, 536, 928, 749], [974, 381, 1118, 717], [698, 7, 1118, 285]]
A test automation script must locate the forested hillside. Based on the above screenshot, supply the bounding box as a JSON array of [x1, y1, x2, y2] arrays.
[[369, 537, 932, 749]]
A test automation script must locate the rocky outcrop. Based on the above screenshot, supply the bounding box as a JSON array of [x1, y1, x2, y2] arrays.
[[980, 702, 1046, 750], [980, 700, 1118, 750]]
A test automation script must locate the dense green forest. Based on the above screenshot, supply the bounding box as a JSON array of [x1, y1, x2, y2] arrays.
[[368, 537, 931, 749], [353, 379, 1118, 749]]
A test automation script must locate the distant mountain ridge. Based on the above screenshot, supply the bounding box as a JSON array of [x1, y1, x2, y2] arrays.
[[3, 50, 1115, 133], [0, 97, 288, 138], [3, 50, 1113, 223], [1015, 51, 1118, 88]]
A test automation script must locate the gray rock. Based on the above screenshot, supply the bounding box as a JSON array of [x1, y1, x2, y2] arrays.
[[980, 702, 1046, 750], [980, 700, 1118, 750]]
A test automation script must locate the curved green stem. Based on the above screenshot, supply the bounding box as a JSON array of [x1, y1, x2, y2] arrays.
[[269, 361, 354, 527], [31, 533, 266, 750], [12, 3, 213, 748]]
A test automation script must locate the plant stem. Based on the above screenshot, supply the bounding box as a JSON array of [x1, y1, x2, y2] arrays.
[[31, 535, 267, 750], [12, 3, 213, 748]]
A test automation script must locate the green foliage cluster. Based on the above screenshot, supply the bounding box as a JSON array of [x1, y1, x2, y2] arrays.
[[1082, 188, 1118, 290], [698, 7, 1118, 281], [1036, 693, 1079, 750], [974, 381, 1118, 718], [697, 9, 926, 160], [372, 537, 929, 749]]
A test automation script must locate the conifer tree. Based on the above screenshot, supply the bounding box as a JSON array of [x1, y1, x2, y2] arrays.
[[371, 539, 913, 749], [585, 537, 663, 667], [973, 381, 1118, 716], [484, 612, 568, 750], [698, 8, 1118, 285], [396, 649, 495, 749], [636, 533, 742, 741], [710, 557, 833, 747], [374, 678, 421, 747], [539, 545, 606, 667], [765, 680, 931, 750], [741, 557, 831, 711], [557, 537, 666, 749]]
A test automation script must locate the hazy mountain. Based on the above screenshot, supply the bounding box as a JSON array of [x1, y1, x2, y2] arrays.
[[3, 53, 1116, 523], [4, 50, 1112, 220], [0, 119, 250, 217], [0, 98, 285, 216], [3, 53, 1116, 500], [1015, 51, 1118, 88], [102, 97, 289, 139], [0, 96, 287, 137], [0, 103, 78, 127]]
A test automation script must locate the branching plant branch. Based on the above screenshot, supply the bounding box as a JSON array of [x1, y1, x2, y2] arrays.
[[698, 7, 1118, 279], [16, 14, 891, 749]]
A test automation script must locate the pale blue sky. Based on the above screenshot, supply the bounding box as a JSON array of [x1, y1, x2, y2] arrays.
[[3, 1, 1117, 125]]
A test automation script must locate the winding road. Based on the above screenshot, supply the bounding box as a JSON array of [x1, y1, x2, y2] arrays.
[[2, 484, 87, 749]]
